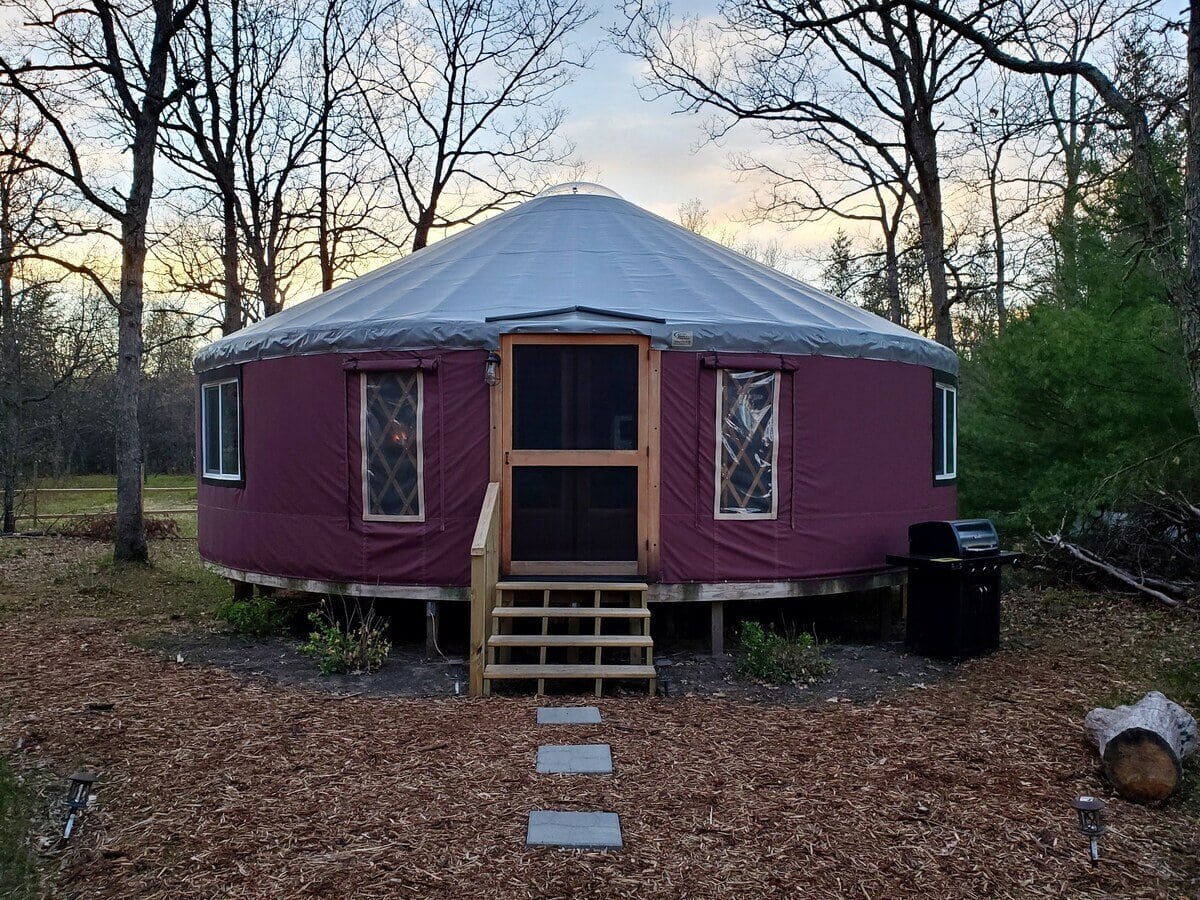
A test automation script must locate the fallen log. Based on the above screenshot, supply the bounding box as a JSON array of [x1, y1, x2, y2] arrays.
[[1085, 691, 1198, 803]]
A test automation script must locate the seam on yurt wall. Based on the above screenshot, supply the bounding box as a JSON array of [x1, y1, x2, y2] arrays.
[[344, 374, 354, 532], [437, 369, 445, 532], [789, 368, 797, 532]]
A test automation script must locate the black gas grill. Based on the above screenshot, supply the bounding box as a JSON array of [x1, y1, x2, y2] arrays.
[[887, 519, 1020, 660]]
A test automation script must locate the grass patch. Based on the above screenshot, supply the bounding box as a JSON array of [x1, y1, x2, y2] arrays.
[[735, 621, 832, 684], [0, 757, 38, 899], [52, 541, 229, 623]]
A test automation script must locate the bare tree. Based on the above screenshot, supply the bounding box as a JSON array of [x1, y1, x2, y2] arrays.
[[359, 0, 594, 252], [677, 197, 710, 234], [305, 0, 393, 291], [619, 0, 985, 348], [165, 0, 246, 335], [0, 0, 199, 561], [892, 0, 1200, 430], [736, 145, 913, 325], [1012, 0, 1153, 305]]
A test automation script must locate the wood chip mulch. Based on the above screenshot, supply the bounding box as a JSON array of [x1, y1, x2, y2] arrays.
[[0, 551, 1197, 897]]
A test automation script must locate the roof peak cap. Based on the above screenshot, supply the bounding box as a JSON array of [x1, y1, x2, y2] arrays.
[[534, 181, 622, 199]]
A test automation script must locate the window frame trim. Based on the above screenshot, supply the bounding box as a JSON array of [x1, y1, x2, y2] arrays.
[[360, 370, 426, 524], [933, 377, 958, 483], [199, 368, 244, 486], [713, 367, 781, 521]]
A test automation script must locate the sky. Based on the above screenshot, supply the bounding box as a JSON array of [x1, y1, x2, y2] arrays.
[[550, 2, 835, 278]]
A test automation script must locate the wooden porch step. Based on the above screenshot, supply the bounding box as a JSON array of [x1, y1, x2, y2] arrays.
[[483, 664, 657, 681], [492, 606, 650, 619], [498, 581, 648, 593], [487, 634, 653, 648]]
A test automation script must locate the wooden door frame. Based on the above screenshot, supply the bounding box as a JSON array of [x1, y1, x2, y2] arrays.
[[493, 333, 660, 577]]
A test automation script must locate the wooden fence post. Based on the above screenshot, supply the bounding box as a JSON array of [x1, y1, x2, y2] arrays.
[[31, 460, 38, 531]]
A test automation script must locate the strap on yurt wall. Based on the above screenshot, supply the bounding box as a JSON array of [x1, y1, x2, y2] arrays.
[[343, 357, 439, 372]]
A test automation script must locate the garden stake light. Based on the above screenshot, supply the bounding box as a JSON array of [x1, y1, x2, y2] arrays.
[[63, 771, 98, 839], [1072, 795, 1106, 866]]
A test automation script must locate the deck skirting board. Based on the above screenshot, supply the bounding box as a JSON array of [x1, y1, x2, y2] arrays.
[[203, 560, 903, 604], [646, 569, 906, 603], [202, 561, 468, 602]]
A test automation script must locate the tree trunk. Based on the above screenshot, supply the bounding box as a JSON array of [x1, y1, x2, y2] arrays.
[[0, 175, 17, 534], [907, 105, 955, 349], [884, 231, 903, 326], [412, 206, 436, 253], [1183, 0, 1200, 433], [114, 219, 148, 562], [1057, 169, 1080, 305], [221, 191, 241, 335], [259, 260, 280, 317], [988, 162, 1007, 333], [1085, 691, 1197, 803], [318, 69, 334, 292]]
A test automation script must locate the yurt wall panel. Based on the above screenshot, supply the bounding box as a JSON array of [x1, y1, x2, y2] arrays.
[[198, 350, 490, 587], [658, 352, 956, 583]]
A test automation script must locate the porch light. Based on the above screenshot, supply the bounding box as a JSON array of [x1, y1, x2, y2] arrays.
[[484, 351, 501, 386], [63, 771, 98, 839], [1072, 795, 1106, 866]]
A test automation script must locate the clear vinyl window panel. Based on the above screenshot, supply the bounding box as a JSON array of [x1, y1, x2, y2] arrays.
[[934, 381, 957, 480], [202, 378, 241, 480], [716, 369, 779, 518], [362, 371, 424, 520]]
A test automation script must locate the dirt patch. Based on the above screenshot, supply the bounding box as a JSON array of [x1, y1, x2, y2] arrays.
[[657, 642, 954, 704], [144, 628, 952, 707], [148, 630, 470, 698]]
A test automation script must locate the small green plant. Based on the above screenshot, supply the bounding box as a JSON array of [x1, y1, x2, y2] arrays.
[[736, 621, 832, 684], [217, 596, 287, 639], [301, 596, 390, 675]]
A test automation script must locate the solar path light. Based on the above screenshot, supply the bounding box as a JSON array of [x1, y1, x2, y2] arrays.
[[64, 771, 98, 839], [1072, 795, 1106, 866]]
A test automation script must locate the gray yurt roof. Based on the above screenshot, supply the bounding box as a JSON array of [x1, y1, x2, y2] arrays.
[[194, 183, 958, 373]]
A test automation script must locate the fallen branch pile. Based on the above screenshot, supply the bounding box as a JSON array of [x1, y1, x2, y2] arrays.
[[1038, 491, 1199, 607]]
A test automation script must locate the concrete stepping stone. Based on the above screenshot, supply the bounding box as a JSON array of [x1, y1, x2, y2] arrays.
[[527, 811, 623, 850], [536, 743, 613, 774], [536, 706, 602, 725]]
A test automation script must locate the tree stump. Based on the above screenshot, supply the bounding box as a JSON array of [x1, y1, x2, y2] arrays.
[[1085, 691, 1197, 803]]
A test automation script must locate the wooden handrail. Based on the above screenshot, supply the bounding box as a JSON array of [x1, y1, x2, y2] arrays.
[[470, 482, 500, 556], [469, 482, 501, 696]]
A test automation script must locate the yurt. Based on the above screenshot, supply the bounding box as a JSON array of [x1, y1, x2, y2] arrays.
[[194, 183, 958, 693]]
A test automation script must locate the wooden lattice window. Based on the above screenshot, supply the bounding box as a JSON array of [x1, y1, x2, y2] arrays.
[[715, 369, 779, 519], [362, 371, 424, 521]]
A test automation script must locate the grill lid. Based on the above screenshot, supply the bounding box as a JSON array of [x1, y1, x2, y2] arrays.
[[909, 519, 1000, 558]]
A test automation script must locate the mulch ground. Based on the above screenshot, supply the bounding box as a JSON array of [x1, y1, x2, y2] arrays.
[[1, 540, 1197, 898]]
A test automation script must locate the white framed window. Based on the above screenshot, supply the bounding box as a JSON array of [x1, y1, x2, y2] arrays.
[[934, 380, 957, 481], [715, 369, 779, 519], [362, 371, 425, 522], [201, 377, 242, 481]]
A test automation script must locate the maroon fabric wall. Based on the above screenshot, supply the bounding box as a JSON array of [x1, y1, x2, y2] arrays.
[[658, 352, 956, 582], [199, 348, 954, 589], [198, 350, 490, 587]]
